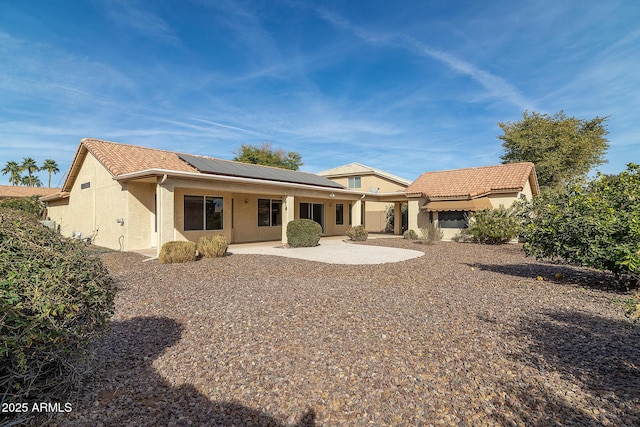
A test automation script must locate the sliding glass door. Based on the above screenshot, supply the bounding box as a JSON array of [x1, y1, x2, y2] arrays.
[[299, 202, 325, 233]]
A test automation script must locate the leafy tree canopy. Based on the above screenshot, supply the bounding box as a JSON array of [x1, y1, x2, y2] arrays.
[[499, 111, 609, 190], [233, 143, 303, 171]]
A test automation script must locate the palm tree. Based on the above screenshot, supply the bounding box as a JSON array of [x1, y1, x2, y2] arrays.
[[20, 175, 42, 187], [20, 157, 39, 187], [1, 161, 22, 185], [41, 159, 59, 188]]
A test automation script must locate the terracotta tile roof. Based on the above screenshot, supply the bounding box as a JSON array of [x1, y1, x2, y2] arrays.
[[318, 162, 412, 186], [406, 162, 538, 199], [56, 139, 343, 193], [81, 138, 198, 176], [0, 185, 62, 199]]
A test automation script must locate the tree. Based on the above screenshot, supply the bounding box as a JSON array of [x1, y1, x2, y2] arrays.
[[41, 159, 59, 188], [20, 175, 42, 187], [1, 161, 22, 185], [498, 111, 609, 190], [233, 143, 303, 170], [522, 163, 640, 289], [20, 157, 39, 187]]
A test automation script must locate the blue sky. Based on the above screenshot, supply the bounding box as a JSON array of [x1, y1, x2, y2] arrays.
[[1, 0, 639, 187]]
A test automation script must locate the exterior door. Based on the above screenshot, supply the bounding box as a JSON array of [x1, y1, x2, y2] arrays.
[[300, 202, 325, 233]]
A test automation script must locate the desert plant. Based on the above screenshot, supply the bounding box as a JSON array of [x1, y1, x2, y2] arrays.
[[466, 206, 521, 244], [451, 229, 473, 243], [159, 241, 197, 263], [287, 219, 322, 247], [403, 229, 418, 240], [0, 208, 115, 410], [197, 235, 229, 258], [346, 225, 368, 241], [420, 223, 443, 243]]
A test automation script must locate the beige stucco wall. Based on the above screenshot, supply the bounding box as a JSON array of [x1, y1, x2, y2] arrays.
[[46, 153, 155, 251], [50, 160, 369, 253], [127, 182, 156, 250], [328, 174, 408, 232], [163, 177, 361, 246]]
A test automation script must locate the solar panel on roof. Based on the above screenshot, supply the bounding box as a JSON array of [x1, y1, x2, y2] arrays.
[[178, 154, 344, 189]]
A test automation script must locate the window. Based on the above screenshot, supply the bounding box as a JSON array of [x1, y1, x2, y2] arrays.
[[80, 182, 90, 189], [258, 199, 282, 226], [336, 203, 344, 225], [349, 203, 352, 225], [348, 176, 361, 188], [184, 195, 223, 231], [437, 211, 467, 229]]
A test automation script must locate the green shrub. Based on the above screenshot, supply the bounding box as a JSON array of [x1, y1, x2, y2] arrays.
[[0, 208, 115, 407], [287, 219, 322, 248], [466, 207, 521, 244], [197, 235, 229, 258], [346, 225, 368, 241], [403, 229, 418, 240], [159, 241, 197, 263], [420, 223, 443, 243], [523, 163, 640, 289], [0, 196, 44, 217]]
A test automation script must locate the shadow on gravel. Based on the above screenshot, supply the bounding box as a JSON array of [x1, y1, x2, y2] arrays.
[[468, 262, 624, 291], [493, 310, 640, 426], [56, 316, 315, 427]]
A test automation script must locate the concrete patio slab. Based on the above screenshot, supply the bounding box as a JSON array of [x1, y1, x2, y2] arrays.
[[228, 236, 424, 265]]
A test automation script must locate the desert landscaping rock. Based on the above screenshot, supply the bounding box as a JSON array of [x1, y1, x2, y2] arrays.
[[47, 240, 639, 426]]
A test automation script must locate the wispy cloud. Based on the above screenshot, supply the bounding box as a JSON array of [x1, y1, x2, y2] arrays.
[[100, 0, 180, 44], [315, 7, 536, 111]]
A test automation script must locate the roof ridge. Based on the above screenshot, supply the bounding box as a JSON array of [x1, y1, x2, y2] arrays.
[[423, 162, 534, 174], [82, 138, 314, 175]]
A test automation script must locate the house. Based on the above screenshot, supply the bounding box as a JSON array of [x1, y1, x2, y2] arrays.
[[405, 162, 540, 240], [0, 185, 61, 200], [318, 163, 412, 233], [43, 139, 409, 255]]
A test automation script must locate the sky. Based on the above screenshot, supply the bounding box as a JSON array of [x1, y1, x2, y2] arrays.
[[1, 0, 639, 187]]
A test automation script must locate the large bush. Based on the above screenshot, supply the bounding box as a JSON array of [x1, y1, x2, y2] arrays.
[[197, 235, 229, 258], [0, 196, 44, 217], [0, 208, 115, 407], [466, 206, 522, 244], [159, 241, 197, 263], [522, 163, 640, 288], [287, 219, 322, 247]]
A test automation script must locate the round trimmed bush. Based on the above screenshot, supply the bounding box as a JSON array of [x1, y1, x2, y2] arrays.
[[197, 235, 229, 258], [346, 225, 368, 241], [287, 219, 322, 247], [159, 241, 197, 263]]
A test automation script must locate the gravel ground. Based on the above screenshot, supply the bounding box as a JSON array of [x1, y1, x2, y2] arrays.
[[48, 240, 638, 426]]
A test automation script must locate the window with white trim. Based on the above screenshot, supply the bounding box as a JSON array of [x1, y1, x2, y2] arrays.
[[348, 176, 361, 188]]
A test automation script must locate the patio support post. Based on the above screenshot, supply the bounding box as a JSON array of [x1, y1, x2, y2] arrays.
[[282, 195, 295, 245], [157, 181, 175, 256], [408, 199, 420, 236], [394, 201, 402, 235], [352, 199, 362, 227]]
